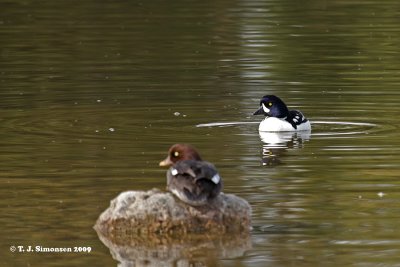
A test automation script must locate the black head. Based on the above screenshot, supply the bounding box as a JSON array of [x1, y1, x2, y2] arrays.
[[253, 95, 289, 118]]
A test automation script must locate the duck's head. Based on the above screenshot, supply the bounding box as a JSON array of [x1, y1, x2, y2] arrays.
[[159, 144, 202, 167], [253, 95, 289, 118]]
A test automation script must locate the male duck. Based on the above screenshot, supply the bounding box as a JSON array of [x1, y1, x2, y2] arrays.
[[253, 95, 311, 132], [159, 144, 223, 206]]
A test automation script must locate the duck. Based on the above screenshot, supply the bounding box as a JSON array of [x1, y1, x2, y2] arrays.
[[159, 144, 223, 206], [253, 95, 311, 132]]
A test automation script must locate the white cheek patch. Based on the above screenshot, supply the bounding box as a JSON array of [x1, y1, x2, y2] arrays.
[[262, 103, 270, 113], [211, 173, 221, 184], [171, 168, 178, 176]]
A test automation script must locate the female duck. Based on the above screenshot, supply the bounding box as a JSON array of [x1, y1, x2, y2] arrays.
[[253, 95, 311, 132], [159, 144, 222, 206]]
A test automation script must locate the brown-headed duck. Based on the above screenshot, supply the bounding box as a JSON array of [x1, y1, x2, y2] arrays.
[[159, 144, 222, 206]]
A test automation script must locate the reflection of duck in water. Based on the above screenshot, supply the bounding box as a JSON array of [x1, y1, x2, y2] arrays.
[[253, 95, 311, 132], [159, 144, 223, 206], [259, 129, 311, 166]]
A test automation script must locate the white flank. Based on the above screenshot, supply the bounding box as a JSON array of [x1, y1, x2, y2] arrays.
[[259, 117, 311, 132], [296, 120, 312, 131]]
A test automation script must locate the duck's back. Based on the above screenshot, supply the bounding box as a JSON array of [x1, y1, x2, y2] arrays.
[[167, 160, 222, 206]]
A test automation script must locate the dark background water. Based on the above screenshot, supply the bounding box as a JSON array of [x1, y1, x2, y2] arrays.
[[1, 0, 400, 266]]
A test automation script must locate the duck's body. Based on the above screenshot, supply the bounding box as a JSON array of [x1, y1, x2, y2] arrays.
[[253, 95, 311, 132], [160, 144, 222, 206], [258, 115, 311, 132]]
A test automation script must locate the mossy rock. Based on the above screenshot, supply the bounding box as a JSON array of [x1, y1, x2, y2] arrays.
[[94, 189, 252, 241]]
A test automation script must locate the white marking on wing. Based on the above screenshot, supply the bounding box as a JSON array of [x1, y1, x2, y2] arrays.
[[171, 168, 178, 176], [211, 174, 220, 184]]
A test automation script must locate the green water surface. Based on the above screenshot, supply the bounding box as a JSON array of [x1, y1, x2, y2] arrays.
[[1, 0, 400, 266]]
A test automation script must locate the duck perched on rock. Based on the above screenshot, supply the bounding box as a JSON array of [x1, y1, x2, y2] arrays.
[[253, 95, 311, 132], [95, 145, 251, 236], [159, 144, 223, 206]]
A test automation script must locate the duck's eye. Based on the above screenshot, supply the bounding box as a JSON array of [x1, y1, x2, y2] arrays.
[[173, 151, 180, 157], [268, 102, 273, 107]]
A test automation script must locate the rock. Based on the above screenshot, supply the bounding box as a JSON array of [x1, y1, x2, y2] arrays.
[[94, 189, 252, 237], [94, 189, 252, 266]]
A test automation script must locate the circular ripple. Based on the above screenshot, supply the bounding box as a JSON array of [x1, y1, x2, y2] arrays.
[[196, 121, 259, 128], [311, 121, 377, 136], [197, 120, 384, 137]]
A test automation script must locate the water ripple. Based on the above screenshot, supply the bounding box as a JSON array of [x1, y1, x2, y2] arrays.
[[197, 120, 380, 136]]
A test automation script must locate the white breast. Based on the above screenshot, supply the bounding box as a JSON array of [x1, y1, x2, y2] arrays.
[[259, 117, 311, 132]]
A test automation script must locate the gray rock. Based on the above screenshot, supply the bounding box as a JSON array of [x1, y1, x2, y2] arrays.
[[94, 189, 252, 266], [95, 189, 251, 236]]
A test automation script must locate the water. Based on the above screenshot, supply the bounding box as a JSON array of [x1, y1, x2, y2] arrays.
[[1, 0, 400, 266]]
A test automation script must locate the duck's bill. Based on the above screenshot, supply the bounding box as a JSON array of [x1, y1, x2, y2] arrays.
[[159, 157, 173, 167], [253, 106, 264, 115]]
